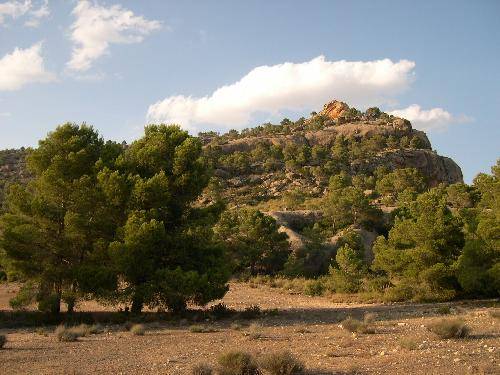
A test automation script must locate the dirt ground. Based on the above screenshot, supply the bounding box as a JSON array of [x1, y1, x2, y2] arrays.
[[0, 282, 498, 374]]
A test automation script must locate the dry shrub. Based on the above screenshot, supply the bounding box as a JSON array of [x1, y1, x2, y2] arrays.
[[55, 325, 79, 342], [245, 323, 263, 340], [427, 318, 469, 339], [189, 325, 217, 333], [218, 351, 260, 375], [0, 334, 6, 349], [192, 363, 213, 375], [341, 317, 375, 334], [71, 324, 91, 337], [259, 350, 304, 374], [89, 324, 104, 334], [363, 312, 377, 324], [231, 322, 244, 331], [399, 337, 418, 350], [130, 324, 146, 336]]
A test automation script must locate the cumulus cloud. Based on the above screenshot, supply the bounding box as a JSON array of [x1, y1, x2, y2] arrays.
[[388, 104, 471, 132], [67, 0, 161, 72], [0, 0, 31, 24], [0, 0, 49, 27], [0, 42, 55, 90], [147, 56, 416, 132], [24, 0, 49, 27]]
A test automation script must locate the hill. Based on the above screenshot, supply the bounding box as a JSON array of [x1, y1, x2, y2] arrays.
[[199, 100, 462, 207]]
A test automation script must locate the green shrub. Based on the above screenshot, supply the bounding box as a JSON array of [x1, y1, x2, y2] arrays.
[[218, 351, 260, 375], [130, 324, 146, 336], [427, 318, 469, 339], [0, 334, 6, 349], [38, 293, 61, 314], [240, 305, 261, 320], [9, 282, 37, 310], [192, 363, 213, 375], [304, 279, 325, 296], [436, 306, 451, 315], [209, 303, 235, 319], [259, 351, 304, 374]]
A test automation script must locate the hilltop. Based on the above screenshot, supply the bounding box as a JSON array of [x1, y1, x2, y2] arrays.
[[199, 100, 462, 208]]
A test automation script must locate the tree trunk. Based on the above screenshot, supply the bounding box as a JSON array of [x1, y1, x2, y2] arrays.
[[131, 294, 143, 314]]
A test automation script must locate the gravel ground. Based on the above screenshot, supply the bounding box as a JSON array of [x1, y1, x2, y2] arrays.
[[0, 282, 498, 374]]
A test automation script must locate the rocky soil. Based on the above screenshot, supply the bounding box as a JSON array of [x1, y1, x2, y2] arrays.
[[0, 282, 498, 374]]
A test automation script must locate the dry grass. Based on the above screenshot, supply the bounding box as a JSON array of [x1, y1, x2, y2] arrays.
[[189, 325, 217, 333], [218, 351, 260, 375], [341, 314, 376, 334], [427, 318, 469, 339], [489, 310, 500, 320], [192, 362, 213, 375], [130, 324, 146, 336], [245, 323, 264, 340], [54, 325, 79, 342], [259, 350, 304, 374], [399, 337, 418, 350]]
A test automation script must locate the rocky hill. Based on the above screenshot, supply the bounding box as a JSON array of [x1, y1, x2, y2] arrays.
[[200, 100, 462, 207], [0, 148, 30, 210]]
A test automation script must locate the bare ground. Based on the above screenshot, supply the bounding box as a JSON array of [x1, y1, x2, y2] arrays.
[[0, 282, 498, 374]]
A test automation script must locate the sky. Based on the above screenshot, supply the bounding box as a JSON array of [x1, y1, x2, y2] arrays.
[[0, 0, 499, 182]]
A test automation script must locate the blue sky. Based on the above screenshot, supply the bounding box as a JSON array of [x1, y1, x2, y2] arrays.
[[0, 0, 499, 182]]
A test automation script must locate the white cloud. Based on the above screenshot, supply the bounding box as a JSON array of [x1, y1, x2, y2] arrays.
[[0, 42, 55, 90], [24, 0, 49, 27], [0, 0, 31, 24], [67, 0, 161, 72], [147, 56, 416, 132], [0, 0, 49, 27], [388, 104, 471, 132]]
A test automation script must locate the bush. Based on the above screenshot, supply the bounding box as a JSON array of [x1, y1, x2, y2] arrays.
[[71, 324, 91, 337], [340, 316, 375, 334], [245, 323, 263, 340], [130, 324, 146, 336], [259, 351, 304, 374], [189, 325, 217, 333], [89, 324, 104, 334], [209, 303, 235, 319], [55, 325, 79, 342], [363, 312, 377, 324], [192, 363, 213, 375], [436, 306, 451, 315], [218, 351, 260, 375], [399, 337, 418, 350], [303, 279, 325, 296], [0, 334, 6, 349], [240, 305, 261, 320], [9, 282, 37, 310], [427, 318, 469, 339]]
